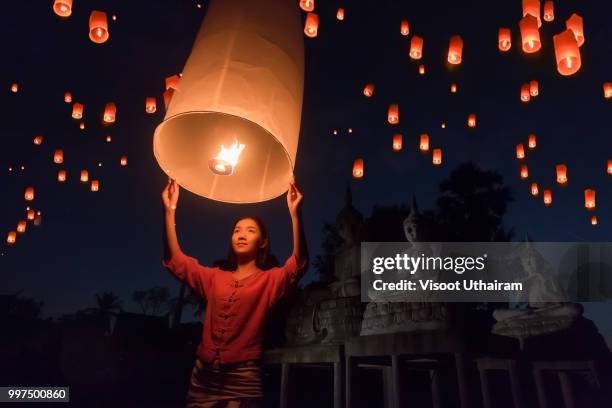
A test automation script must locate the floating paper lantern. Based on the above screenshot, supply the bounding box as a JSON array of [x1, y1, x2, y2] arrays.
[[522, 0, 542, 27], [543, 189, 552, 206], [153, 0, 305, 203], [566, 13, 584, 47], [33, 136, 43, 145], [165, 75, 180, 91], [447, 35, 463, 64], [392, 134, 403, 151], [450, 83, 457, 93], [7, 232, 16, 244], [554, 29, 581, 75], [529, 80, 539, 96], [467, 114, 476, 128], [432, 149, 442, 165], [388, 104, 399, 124], [363, 84, 375, 97], [79, 122, 85, 130], [441, 123, 446, 129], [304, 13, 319, 38], [400, 20, 409, 36], [543, 1, 554, 22], [410, 36, 423, 59], [54, 149, 63, 164], [27, 210, 35, 220], [528, 134, 537, 149], [162, 89, 174, 110], [91, 180, 99, 192], [347, 128, 353, 134], [418, 64, 425, 75], [53, 0, 72, 17], [103, 102, 116, 123], [584, 189, 596, 210], [24, 187, 35, 201], [58, 169, 66, 182], [419, 134, 429, 152], [11, 83, 19, 93], [531, 182, 539, 196], [556, 164, 567, 185], [520, 15, 541, 53], [591, 215, 598, 226], [498, 28, 511, 52], [521, 84, 531, 102], [336, 8, 344, 21], [64, 92, 72, 103], [89, 11, 109, 44], [520, 164, 529, 180], [106, 135, 112, 143], [607, 159, 612, 174], [299, 0, 314, 12], [80, 170, 89, 183], [72, 103, 83, 119], [120, 156, 128, 166], [34, 213, 42, 226], [604, 83, 612, 99], [17, 221, 26, 234], [352, 159, 364, 179], [516, 144, 525, 159], [146, 97, 157, 113]]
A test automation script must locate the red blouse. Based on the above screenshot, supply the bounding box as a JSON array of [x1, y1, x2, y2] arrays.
[[163, 251, 307, 364]]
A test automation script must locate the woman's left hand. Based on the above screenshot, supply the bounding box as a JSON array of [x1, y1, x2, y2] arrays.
[[287, 177, 303, 216]]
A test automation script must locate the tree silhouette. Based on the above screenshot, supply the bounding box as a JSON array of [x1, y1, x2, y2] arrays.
[[80, 292, 123, 335], [313, 222, 344, 284]]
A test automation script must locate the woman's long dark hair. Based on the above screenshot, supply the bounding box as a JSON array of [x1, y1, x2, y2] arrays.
[[217, 216, 279, 271]]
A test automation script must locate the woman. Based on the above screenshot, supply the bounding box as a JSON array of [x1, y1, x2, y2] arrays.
[[161, 177, 308, 408]]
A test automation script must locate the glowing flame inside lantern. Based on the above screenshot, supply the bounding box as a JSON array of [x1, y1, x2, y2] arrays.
[[208, 140, 246, 176]]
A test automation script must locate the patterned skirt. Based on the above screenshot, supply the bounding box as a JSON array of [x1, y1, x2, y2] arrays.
[[186, 357, 263, 408]]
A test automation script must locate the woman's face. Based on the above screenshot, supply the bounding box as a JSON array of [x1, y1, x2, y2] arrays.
[[232, 218, 264, 258]]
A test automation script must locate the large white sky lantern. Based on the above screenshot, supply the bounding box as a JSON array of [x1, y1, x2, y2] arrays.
[[153, 0, 305, 203]]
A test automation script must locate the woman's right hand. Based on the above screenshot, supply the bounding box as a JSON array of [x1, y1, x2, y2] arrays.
[[162, 177, 180, 211]]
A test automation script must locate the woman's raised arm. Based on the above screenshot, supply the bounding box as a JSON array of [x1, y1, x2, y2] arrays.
[[287, 177, 308, 269], [162, 178, 181, 261]]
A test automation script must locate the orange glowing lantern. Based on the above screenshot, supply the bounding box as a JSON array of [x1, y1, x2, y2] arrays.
[[447, 35, 463, 64], [72, 103, 84, 119], [432, 149, 442, 166], [304, 13, 319, 38], [523, 0, 541, 27], [53, 0, 72, 17], [162, 89, 174, 110], [348, 128, 353, 134], [106, 135, 112, 143], [165, 75, 180, 91], [89, 11, 109, 44], [7, 232, 16, 244], [441, 123, 446, 129], [34, 213, 42, 226], [467, 114, 476, 128], [392, 134, 403, 151], [53, 149, 63, 164], [400, 20, 410, 36], [103, 102, 116, 124], [566, 13, 584, 47], [79, 122, 85, 130], [556, 164, 567, 185], [520, 15, 541, 53], [607, 159, 612, 174], [418, 64, 425, 75], [419, 134, 430, 152], [300, 0, 314, 12], [363, 83, 375, 97], [80, 170, 89, 183], [64, 92, 72, 103], [543, 1, 554, 22], [604, 83, 612, 99], [352, 159, 364, 179], [388, 104, 399, 124], [208, 140, 246, 176], [528, 133, 537, 149], [554, 29, 581, 76], [58, 169, 67, 182], [591, 215, 598, 226], [531, 182, 539, 196], [529, 80, 539, 96], [410, 36, 423, 59], [146, 97, 157, 113], [91, 180, 100, 192], [450, 83, 457, 93], [543, 189, 552, 206], [10, 83, 18, 93], [584, 189, 596, 210], [520, 164, 529, 180], [521, 84, 531, 102], [120, 156, 128, 166], [498, 28, 511, 52], [336, 8, 344, 21], [33, 136, 43, 145], [27, 209, 35, 220], [516, 144, 525, 159], [24, 187, 35, 201], [17, 221, 26, 234]]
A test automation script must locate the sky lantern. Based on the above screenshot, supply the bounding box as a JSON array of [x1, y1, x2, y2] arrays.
[[419, 134, 430, 152], [410, 36, 423, 59], [400, 20, 409, 36], [363, 83, 375, 97], [165, 75, 180, 91], [447, 35, 463, 64], [89, 11, 109, 44], [584, 189, 596, 210], [146, 97, 157, 113], [529, 80, 539, 96], [528, 133, 537, 149], [53, 0, 72, 17], [106, 135, 112, 143], [591, 215, 598, 226], [604, 83, 612, 99], [58, 169, 67, 182], [418, 64, 425, 75], [24, 187, 35, 201], [304, 13, 319, 37], [554, 30, 581, 76], [520, 15, 541, 53], [566, 13, 584, 47], [522, 0, 542, 27], [17, 221, 27, 234], [516, 144, 525, 159], [64, 92, 72, 103], [103, 102, 116, 124], [79, 122, 85, 130], [153, 0, 305, 203], [352, 159, 364, 179], [11, 83, 18, 93], [520, 164, 529, 180], [467, 114, 476, 128], [450, 83, 457, 93], [556, 164, 568, 185], [91, 180, 100, 192], [53, 149, 63, 164], [120, 156, 128, 166], [498, 28, 511, 52], [530, 182, 539, 196], [521, 84, 531, 102], [392, 134, 403, 151], [299, 0, 314, 12], [336, 8, 344, 21], [7, 232, 16, 245], [33, 136, 43, 145], [27, 209, 35, 220], [388, 104, 399, 124], [543, 189, 552, 206], [348, 128, 353, 133], [607, 159, 612, 174], [162, 89, 174, 110], [432, 149, 442, 166], [80, 170, 89, 183], [72, 103, 83, 119], [543, 1, 554, 22], [34, 213, 42, 226]]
